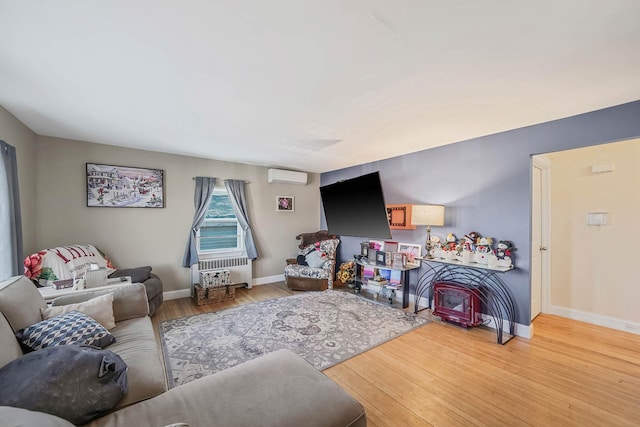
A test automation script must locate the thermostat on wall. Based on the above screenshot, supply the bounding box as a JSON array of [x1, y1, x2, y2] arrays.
[[586, 212, 608, 226]]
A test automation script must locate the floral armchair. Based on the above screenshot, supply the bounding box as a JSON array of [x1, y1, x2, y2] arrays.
[[285, 231, 339, 291]]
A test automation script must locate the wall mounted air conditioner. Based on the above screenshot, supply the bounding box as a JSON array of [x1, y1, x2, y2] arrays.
[[267, 169, 308, 185]]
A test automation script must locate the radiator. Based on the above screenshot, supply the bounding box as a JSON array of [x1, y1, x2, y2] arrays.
[[191, 257, 253, 289]]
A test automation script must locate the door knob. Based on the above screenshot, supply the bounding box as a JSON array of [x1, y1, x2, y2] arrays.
[[540, 246, 547, 251]]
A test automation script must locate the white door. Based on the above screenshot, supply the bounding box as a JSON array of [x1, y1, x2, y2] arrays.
[[531, 156, 550, 321]]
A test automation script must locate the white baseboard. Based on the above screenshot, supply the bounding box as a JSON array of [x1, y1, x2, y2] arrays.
[[549, 305, 640, 335], [164, 289, 191, 301], [252, 274, 284, 286]]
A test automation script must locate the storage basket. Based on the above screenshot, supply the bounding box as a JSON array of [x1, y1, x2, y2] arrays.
[[192, 283, 235, 305], [199, 269, 231, 288]]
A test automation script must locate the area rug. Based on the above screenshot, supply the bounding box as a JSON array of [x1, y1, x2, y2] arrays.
[[159, 290, 429, 388]]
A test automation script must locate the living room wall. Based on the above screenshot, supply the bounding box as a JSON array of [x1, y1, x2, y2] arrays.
[[548, 138, 640, 324], [29, 136, 320, 292], [322, 100, 640, 327], [0, 106, 37, 257]]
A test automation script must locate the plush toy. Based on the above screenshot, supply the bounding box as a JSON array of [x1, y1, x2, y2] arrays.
[[444, 233, 457, 251], [475, 237, 493, 254], [495, 240, 513, 260], [462, 231, 479, 252]]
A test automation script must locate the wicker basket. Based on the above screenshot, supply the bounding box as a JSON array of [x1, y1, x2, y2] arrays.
[[192, 283, 235, 305]]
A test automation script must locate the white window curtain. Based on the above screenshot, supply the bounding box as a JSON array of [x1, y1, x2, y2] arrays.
[[182, 177, 216, 268], [0, 141, 23, 280]]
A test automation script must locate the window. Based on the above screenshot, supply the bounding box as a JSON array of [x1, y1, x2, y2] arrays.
[[197, 188, 244, 256]]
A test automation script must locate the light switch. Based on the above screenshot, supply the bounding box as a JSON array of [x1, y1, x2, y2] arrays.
[[586, 212, 608, 226]]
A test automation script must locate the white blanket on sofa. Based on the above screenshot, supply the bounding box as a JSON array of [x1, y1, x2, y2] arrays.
[[24, 244, 116, 283]]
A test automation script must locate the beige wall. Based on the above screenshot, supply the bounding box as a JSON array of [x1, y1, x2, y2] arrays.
[[34, 136, 321, 291], [0, 106, 38, 255], [549, 138, 640, 322]]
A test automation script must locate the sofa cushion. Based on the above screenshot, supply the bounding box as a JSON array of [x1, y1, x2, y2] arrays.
[[0, 406, 75, 427], [0, 275, 47, 332], [0, 314, 23, 369], [83, 349, 366, 427], [108, 316, 167, 408], [0, 345, 127, 426], [52, 283, 149, 322], [16, 310, 116, 352], [42, 293, 116, 330]]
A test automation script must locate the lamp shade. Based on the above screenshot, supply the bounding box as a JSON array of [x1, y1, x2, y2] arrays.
[[411, 205, 445, 226]]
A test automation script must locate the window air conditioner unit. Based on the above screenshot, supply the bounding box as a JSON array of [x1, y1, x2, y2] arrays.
[[267, 169, 308, 185]]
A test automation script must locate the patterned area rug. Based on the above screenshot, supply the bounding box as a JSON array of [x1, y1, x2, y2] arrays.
[[159, 290, 429, 388]]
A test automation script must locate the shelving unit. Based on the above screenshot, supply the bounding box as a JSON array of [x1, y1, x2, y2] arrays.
[[353, 259, 420, 309]]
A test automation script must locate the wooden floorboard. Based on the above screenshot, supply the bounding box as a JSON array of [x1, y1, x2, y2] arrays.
[[152, 283, 640, 427]]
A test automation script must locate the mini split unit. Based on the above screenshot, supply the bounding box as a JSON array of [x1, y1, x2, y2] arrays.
[[267, 168, 308, 185]]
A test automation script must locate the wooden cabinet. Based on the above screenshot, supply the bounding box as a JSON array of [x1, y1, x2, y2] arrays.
[[386, 204, 416, 230]]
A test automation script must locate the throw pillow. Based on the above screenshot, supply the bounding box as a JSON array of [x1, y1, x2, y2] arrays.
[[296, 254, 308, 266], [0, 345, 128, 425], [16, 310, 116, 352], [41, 293, 116, 330], [109, 265, 152, 283], [305, 250, 326, 268]]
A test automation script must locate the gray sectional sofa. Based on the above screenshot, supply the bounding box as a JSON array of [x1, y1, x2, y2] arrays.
[[0, 275, 366, 426]]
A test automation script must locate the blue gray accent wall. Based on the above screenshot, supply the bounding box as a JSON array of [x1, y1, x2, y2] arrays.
[[321, 100, 640, 325]]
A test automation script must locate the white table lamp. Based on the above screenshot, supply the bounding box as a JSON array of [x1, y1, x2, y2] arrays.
[[411, 205, 445, 259]]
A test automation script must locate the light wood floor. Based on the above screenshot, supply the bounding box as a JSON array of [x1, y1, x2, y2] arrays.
[[152, 283, 640, 427]]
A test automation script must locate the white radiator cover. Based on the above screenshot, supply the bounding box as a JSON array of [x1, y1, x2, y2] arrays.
[[191, 257, 252, 289]]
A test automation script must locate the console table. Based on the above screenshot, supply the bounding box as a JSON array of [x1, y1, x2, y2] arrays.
[[354, 259, 419, 308], [415, 258, 516, 344]]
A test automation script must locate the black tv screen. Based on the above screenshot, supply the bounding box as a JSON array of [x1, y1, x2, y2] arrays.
[[320, 172, 392, 239]]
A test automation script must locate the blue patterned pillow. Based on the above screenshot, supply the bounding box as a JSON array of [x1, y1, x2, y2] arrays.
[[16, 310, 116, 352]]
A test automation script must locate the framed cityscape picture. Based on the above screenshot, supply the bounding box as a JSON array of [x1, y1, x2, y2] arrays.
[[86, 163, 164, 208]]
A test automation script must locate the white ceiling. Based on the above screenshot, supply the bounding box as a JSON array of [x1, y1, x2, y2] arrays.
[[1, 1, 639, 173]]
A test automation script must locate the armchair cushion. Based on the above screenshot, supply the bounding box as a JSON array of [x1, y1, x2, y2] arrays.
[[305, 250, 326, 268], [109, 266, 152, 284]]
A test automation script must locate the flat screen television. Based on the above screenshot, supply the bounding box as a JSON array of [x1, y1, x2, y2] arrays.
[[320, 171, 392, 239]]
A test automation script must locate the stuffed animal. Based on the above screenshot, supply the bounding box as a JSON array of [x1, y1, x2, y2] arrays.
[[495, 240, 513, 260], [475, 237, 493, 254], [462, 231, 479, 252], [444, 233, 457, 251]]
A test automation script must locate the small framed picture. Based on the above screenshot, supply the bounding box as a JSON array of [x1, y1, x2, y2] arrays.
[[369, 240, 385, 251], [276, 196, 294, 212], [376, 251, 386, 266], [398, 243, 422, 267], [392, 252, 406, 267], [360, 242, 370, 257]]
